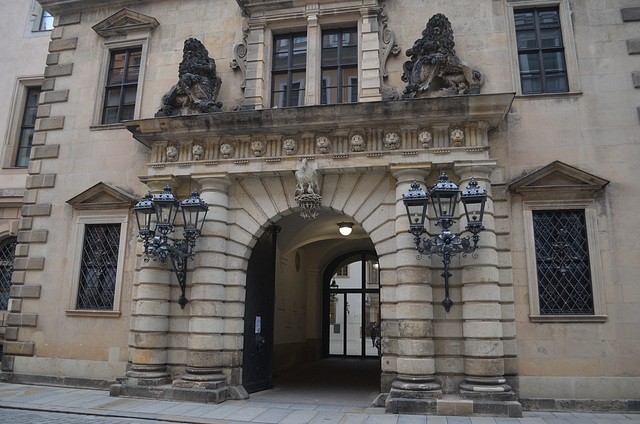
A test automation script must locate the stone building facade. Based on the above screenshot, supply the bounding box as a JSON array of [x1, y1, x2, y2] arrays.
[[0, 0, 638, 417]]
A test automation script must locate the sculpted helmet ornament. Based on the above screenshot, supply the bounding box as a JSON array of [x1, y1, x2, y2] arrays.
[[251, 140, 266, 157], [350, 134, 366, 152], [384, 132, 402, 150], [166, 145, 179, 162], [192, 144, 204, 160], [156, 38, 223, 117], [316, 137, 331, 154], [418, 131, 433, 148], [402, 14, 485, 98], [450, 129, 464, 147], [283, 139, 299, 156]]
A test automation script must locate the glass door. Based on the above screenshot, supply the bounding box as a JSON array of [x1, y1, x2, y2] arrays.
[[327, 255, 379, 357]]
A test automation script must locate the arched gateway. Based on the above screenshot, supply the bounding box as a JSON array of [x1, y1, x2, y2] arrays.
[[114, 94, 517, 414]]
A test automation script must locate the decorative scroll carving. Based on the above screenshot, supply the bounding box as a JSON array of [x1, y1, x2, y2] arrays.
[[379, 4, 401, 101], [156, 38, 223, 117], [230, 27, 249, 89], [402, 14, 485, 98], [294, 159, 322, 220]]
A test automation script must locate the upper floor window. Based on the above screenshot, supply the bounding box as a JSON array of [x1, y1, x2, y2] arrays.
[[39, 10, 54, 31], [0, 237, 17, 311], [271, 33, 307, 108], [514, 7, 568, 94], [15, 86, 41, 168], [321, 28, 358, 104], [102, 48, 142, 124]]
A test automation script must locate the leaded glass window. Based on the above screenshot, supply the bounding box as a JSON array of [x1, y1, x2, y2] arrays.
[[76, 224, 121, 310], [533, 210, 594, 315], [514, 7, 568, 94], [0, 237, 17, 310]]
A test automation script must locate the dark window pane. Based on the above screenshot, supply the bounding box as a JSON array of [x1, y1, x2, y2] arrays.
[[342, 46, 358, 64], [515, 7, 568, 94], [15, 87, 41, 167], [0, 238, 17, 310], [103, 48, 141, 123], [102, 107, 119, 124], [76, 224, 120, 310], [533, 210, 594, 315], [105, 88, 121, 107], [321, 28, 358, 104], [271, 33, 307, 108]]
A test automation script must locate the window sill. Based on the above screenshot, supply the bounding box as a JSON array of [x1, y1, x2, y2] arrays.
[[65, 309, 121, 318], [529, 314, 607, 323], [90, 123, 127, 131], [515, 91, 583, 100]]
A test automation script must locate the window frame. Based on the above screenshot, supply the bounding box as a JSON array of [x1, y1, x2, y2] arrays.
[[321, 27, 358, 105], [92, 37, 149, 129], [505, 0, 581, 96], [2, 76, 43, 169], [65, 212, 129, 317], [523, 199, 607, 322], [25, 0, 53, 36], [271, 32, 308, 108]]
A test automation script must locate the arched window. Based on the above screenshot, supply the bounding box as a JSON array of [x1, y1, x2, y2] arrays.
[[0, 237, 17, 310]]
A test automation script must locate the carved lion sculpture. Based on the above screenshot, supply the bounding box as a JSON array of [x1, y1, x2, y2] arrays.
[[156, 38, 223, 117], [402, 14, 484, 98]]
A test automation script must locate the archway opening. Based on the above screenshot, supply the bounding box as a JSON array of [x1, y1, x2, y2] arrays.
[[242, 209, 381, 404]]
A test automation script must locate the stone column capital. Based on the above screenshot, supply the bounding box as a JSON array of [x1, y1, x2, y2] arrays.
[[192, 174, 233, 192], [453, 160, 497, 180], [390, 166, 431, 185], [140, 175, 183, 193]]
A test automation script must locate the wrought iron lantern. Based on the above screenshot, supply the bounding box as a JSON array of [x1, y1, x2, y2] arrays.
[[402, 173, 487, 312], [134, 185, 209, 309]]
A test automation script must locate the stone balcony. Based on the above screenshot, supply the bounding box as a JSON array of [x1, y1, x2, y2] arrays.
[[125, 94, 514, 179]]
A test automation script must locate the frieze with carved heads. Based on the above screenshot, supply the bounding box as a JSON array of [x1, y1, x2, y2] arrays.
[[156, 38, 223, 117], [384, 132, 401, 150], [402, 14, 485, 98], [192, 144, 205, 160], [418, 130, 433, 148], [251, 140, 266, 157], [450, 129, 464, 147], [283, 139, 299, 156], [220, 141, 235, 159], [166, 145, 179, 162]]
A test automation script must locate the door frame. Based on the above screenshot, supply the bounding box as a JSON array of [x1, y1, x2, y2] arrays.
[[321, 250, 379, 358]]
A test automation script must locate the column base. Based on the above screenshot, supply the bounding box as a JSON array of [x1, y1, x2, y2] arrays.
[[385, 374, 442, 413], [124, 364, 171, 387], [459, 376, 517, 401], [385, 394, 522, 417], [173, 367, 227, 390]]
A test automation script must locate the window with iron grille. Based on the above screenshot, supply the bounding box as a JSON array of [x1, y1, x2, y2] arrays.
[[271, 32, 307, 108], [533, 210, 594, 315], [321, 28, 358, 104], [76, 224, 121, 310], [514, 7, 568, 94], [0, 237, 17, 310], [102, 48, 142, 124]]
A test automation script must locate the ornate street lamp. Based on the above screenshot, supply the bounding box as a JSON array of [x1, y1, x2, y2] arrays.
[[134, 185, 209, 309], [402, 173, 487, 312]]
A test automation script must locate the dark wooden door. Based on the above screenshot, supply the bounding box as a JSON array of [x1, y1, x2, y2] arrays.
[[242, 226, 279, 393]]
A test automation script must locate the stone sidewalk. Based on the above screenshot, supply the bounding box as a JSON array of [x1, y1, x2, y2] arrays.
[[1, 382, 639, 424]]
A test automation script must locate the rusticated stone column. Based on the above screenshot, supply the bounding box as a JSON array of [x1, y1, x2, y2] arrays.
[[125, 178, 176, 387], [173, 176, 231, 402], [454, 162, 516, 402], [386, 168, 441, 414]]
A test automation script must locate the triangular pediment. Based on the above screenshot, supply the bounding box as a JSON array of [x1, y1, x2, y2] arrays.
[[67, 182, 138, 210], [92, 8, 159, 37], [509, 161, 609, 194]]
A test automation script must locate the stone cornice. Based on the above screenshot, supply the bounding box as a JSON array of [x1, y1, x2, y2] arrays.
[[125, 94, 514, 177], [38, 0, 153, 15]]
